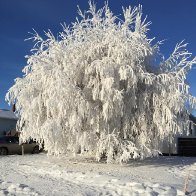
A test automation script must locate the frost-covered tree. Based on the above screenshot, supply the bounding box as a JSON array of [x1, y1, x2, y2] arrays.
[[6, 2, 196, 163]]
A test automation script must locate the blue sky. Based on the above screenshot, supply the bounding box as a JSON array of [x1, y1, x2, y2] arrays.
[[0, 0, 196, 113]]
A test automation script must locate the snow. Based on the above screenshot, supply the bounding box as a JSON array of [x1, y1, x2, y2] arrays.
[[0, 153, 195, 195], [0, 110, 18, 120]]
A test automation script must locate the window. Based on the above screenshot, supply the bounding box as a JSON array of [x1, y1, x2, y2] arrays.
[[6, 137, 19, 144]]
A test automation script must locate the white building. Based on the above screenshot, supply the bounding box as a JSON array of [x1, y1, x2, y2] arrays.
[[161, 114, 196, 155], [0, 109, 18, 135]]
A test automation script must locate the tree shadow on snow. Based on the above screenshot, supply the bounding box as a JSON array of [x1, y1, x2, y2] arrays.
[[187, 189, 196, 195], [125, 156, 196, 168]]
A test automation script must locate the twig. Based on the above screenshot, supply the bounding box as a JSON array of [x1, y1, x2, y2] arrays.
[[184, 170, 190, 194]]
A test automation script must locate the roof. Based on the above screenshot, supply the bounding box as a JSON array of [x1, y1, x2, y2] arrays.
[[0, 109, 18, 120]]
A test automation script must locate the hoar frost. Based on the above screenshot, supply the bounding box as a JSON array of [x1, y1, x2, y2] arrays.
[[6, 2, 196, 163]]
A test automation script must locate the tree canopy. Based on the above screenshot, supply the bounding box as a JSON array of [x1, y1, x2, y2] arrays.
[[6, 2, 196, 163]]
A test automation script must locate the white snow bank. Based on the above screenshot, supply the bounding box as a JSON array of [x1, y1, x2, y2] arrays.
[[0, 154, 195, 195], [0, 180, 39, 196]]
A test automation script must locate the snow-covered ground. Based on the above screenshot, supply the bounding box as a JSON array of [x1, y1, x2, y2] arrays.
[[0, 153, 195, 196]]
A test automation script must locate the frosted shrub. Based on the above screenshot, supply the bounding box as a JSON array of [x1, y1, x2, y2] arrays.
[[6, 2, 196, 163]]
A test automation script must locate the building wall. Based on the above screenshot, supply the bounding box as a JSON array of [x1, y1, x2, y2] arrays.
[[0, 118, 17, 135], [160, 134, 179, 155], [161, 125, 196, 155], [190, 123, 196, 136]]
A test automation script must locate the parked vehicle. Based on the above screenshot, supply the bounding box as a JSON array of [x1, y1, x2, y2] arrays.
[[0, 136, 41, 155]]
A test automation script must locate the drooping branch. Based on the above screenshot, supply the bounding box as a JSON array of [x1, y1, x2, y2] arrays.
[[6, 1, 196, 163]]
